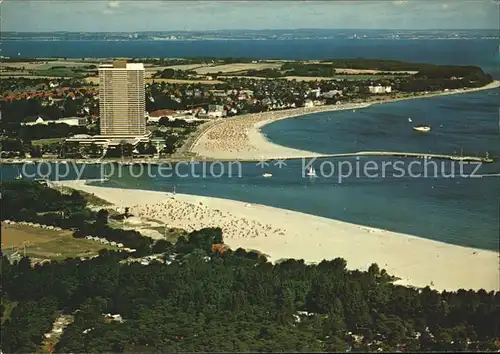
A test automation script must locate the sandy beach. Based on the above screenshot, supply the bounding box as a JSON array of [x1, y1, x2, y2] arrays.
[[58, 180, 499, 292], [190, 81, 500, 160]]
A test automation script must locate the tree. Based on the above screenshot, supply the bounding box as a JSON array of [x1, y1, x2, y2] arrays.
[[159, 68, 175, 78], [152, 239, 172, 254], [29, 145, 43, 158], [96, 209, 109, 228], [2, 181, 500, 353]]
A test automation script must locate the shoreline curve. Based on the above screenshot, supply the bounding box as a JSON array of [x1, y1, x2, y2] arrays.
[[190, 81, 500, 160], [56, 179, 500, 292]]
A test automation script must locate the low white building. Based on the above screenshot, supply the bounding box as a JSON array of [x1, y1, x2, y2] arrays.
[[368, 85, 392, 94], [309, 88, 321, 98], [23, 116, 87, 126], [207, 104, 226, 118], [304, 99, 314, 108], [322, 90, 343, 98]]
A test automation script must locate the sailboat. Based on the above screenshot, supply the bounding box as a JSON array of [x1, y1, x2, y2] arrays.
[[306, 166, 317, 177], [15, 168, 23, 180]]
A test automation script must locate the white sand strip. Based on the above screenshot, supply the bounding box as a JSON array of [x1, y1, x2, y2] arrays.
[[58, 180, 499, 292]]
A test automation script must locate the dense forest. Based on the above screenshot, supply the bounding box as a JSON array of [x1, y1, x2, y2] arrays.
[[282, 63, 336, 77], [1, 181, 500, 352], [317, 59, 472, 73], [152, 68, 197, 79]]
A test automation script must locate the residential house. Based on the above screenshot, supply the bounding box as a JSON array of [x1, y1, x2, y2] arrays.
[[309, 88, 321, 98], [312, 99, 326, 106], [209, 89, 227, 98], [193, 107, 207, 118], [304, 99, 314, 108], [207, 104, 226, 118]]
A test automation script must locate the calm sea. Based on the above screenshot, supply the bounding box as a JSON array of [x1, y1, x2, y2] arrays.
[[2, 39, 499, 76], [1, 38, 498, 251]]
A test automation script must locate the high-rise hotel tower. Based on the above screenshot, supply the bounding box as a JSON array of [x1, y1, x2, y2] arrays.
[[98, 61, 146, 137]]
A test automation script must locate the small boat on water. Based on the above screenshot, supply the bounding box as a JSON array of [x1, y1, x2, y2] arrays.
[[408, 117, 413, 123], [262, 173, 272, 178], [413, 125, 431, 133], [15, 167, 23, 180], [306, 166, 317, 177]]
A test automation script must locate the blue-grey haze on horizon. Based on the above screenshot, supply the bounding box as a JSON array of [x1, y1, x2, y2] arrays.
[[2, 0, 499, 32]]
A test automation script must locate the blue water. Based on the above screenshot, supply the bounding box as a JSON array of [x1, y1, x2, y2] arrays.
[[3, 39, 499, 76], [1, 38, 499, 251], [263, 90, 500, 156]]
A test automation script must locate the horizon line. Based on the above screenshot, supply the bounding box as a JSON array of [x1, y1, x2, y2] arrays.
[[3, 28, 498, 33]]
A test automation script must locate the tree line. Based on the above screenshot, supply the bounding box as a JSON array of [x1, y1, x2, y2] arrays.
[[1, 181, 499, 353]]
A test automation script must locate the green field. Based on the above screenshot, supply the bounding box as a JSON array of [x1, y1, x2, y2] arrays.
[[31, 137, 65, 146], [2, 224, 116, 261], [31, 68, 80, 77], [0, 299, 18, 325], [145, 226, 188, 243]]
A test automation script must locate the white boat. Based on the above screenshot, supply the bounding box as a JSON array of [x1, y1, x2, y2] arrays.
[[306, 166, 317, 177], [15, 167, 23, 180], [408, 117, 412, 123], [262, 173, 272, 178], [413, 125, 431, 133]]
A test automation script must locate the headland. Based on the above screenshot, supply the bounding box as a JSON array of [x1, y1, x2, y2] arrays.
[[190, 81, 500, 161]]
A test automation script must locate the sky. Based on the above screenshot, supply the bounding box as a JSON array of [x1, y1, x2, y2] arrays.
[[2, 0, 499, 32]]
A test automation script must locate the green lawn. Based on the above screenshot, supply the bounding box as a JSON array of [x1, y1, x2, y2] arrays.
[[2, 224, 116, 261], [1, 299, 18, 324], [31, 138, 64, 146], [31, 67, 95, 78], [146, 226, 187, 243]]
